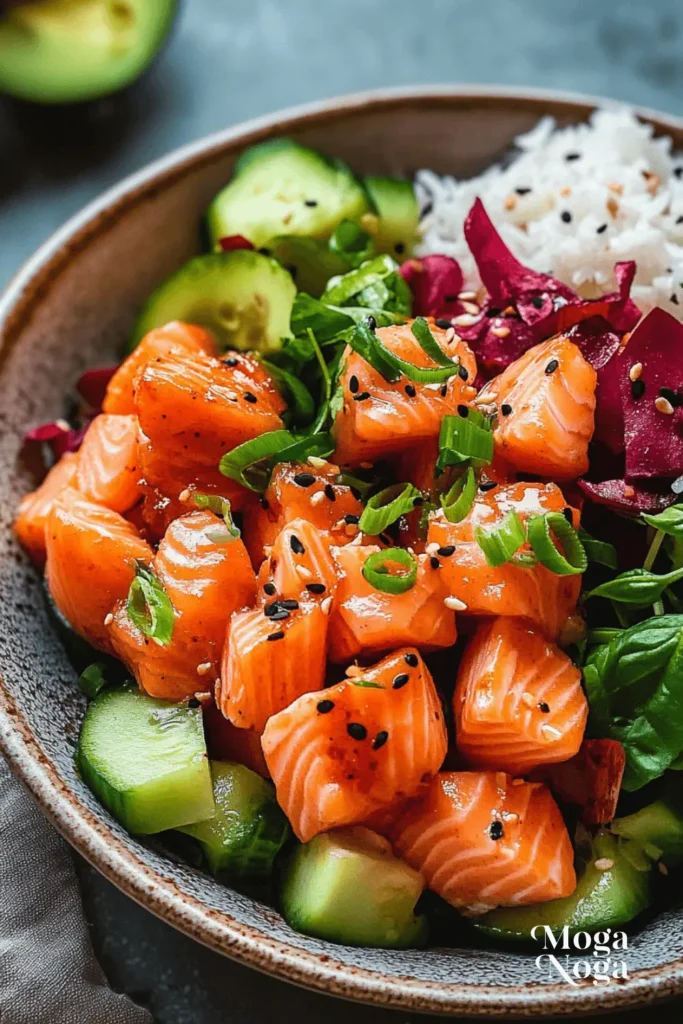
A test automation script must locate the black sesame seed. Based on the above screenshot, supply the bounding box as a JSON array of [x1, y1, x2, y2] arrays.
[[515, 186, 532, 196], [489, 821, 504, 841], [479, 481, 497, 492], [440, 383, 448, 397], [286, 264, 298, 281], [266, 609, 290, 622], [457, 404, 469, 418], [305, 198, 318, 207], [404, 653, 419, 667], [280, 599, 300, 610], [421, 201, 433, 217], [531, 296, 544, 309], [435, 318, 452, 329], [372, 730, 389, 750], [263, 601, 281, 617], [350, 486, 363, 502], [675, 168, 683, 180], [430, 556, 441, 570], [366, 315, 377, 331], [258, 247, 272, 256], [354, 392, 371, 402], [405, 384, 417, 398], [317, 699, 334, 713], [394, 242, 405, 255], [444, 294, 458, 303], [243, 391, 257, 404], [486, 307, 502, 318], [631, 378, 646, 400], [412, 496, 424, 507], [347, 722, 367, 741], [545, 359, 559, 375], [565, 152, 581, 162], [324, 483, 337, 502], [596, 223, 608, 234], [537, 701, 550, 713], [562, 507, 573, 525], [263, 582, 276, 596], [290, 535, 305, 555], [659, 386, 683, 408], [187, 697, 201, 708], [349, 374, 359, 394], [259, 496, 270, 510], [392, 673, 410, 689], [560, 211, 572, 224], [293, 472, 316, 487], [458, 365, 469, 382], [501, 403, 513, 416], [306, 583, 327, 595], [677, 215, 683, 225], [223, 356, 239, 367], [267, 630, 285, 642], [437, 545, 455, 557], [344, 513, 360, 525], [672, 294, 680, 305]]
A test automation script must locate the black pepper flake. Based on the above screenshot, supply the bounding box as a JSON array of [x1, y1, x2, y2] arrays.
[[430, 556, 441, 570], [347, 722, 367, 741], [489, 821, 504, 841], [366, 315, 377, 331], [531, 296, 544, 309], [675, 168, 683, 180], [479, 481, 497, 492], [394, 242, 406, 255], [372, 730, 389, 750], [563, 507, 573, 525], [457, 404, 469, 418], [631, 378, 646, 400], [659, 386, 683, 408], [545, 359, 559, 375], [437, 545, 455, 557], [349, 374, 359, 394], [440, 383, 448, 397], [537, 701, 550, 713], [267, 630, 285, 642], [293, 472, 316, 487], [344, 513, 360, 525], [317, 699, 334, 713], [243, 391, 258, 404], [263, 582, 276, 596], [259, 496, 270, 510], [565, 152, 581, 161], [223, 356, 239, 367], [187, 697, 201, 708], [435, 318, 452, 329], [305, 198, 318, 206], [412, 495, 424, 507], [392, 673, 410, 689], [405, 384, 417, 398], [404, 653, 419, 667], [596, 223, 608, 234], [324, 483, 337, 502], [501, 403, 513, 417], [458, 364, 469, 382], [560, 211, 572, 224], [290, 535, 305, 555], [306, 583, 327, 595], [515, 186, 532, 196], [354, 392, 371, 402]]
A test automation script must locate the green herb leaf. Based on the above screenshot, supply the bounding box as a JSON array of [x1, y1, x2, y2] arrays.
[[362, 548, 418, 595], [359, 482, 421, 535], [578, 528, 618, 570], [584, 566, 683, 607], [436, 410, 494, 473], [322, 254, 412, 316], [127, 562, 175, 645], [290, 294, 355, 343], [474, 509, 527, 568], [328, 220, 374, 267], [78, 662, 111, 700], [642, 504, 683, 536], [261, 359, 316, 424]]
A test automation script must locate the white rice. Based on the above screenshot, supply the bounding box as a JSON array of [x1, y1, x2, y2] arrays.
[[415, 107, 683, 318]]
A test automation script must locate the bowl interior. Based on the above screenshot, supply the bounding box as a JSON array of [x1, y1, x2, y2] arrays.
[[2, 88, 683, 1017]]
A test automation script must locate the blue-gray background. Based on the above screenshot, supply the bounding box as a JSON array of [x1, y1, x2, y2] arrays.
[[1, 0, 682, 1020]]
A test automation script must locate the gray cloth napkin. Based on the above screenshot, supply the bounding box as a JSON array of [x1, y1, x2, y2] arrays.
[[0, 758, 152, 1024]]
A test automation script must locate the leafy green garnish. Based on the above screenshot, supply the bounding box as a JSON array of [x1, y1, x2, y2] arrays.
[[642, 504, 683, 536], [78, 663, 111, 700], [322, 254, 412, 316], [328, 220, 374, 267], [583, 567, 683, 607], [127, 562, 175, 646]]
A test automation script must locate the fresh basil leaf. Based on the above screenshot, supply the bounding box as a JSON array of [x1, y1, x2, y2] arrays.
[[261, 359, 315, 424], [578, 528, 618, 570], [290, 293, 355, 343], [584, 566, 683, 607], [127, 562, 175, 645], [642, 504, 683, 536]]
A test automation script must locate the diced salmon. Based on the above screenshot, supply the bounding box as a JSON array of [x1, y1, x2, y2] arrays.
[[332, 319, 477, 466], [203, 701, 270, 778], [75, 414, 142, 513], [485, 335, 597, 480], [530, 738, 625, 825], [262, 647, 447, 842], [45, 487, 153, 652], [218, 599, 328, 733], [327, 544, 456, 663], [389, 772, 576, 913], [256, 518, 339, 602], [108, 509, 256, 700], [427, 481, 581, 639], [14, 452, 79, 564], [103, 322, 216, 415], [241, 460, 363, 569], [454, 618, 588, 775]]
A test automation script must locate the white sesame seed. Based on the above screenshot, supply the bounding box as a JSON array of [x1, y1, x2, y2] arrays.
[[655, 396, 674, 416], [55, 418, 71, 431], [178, 488, 191, 503], [502, 811, 519, 823], [453, 313, 481, 328], [541, 724, 562, 740], [196, 662, 212, 676], [359, 461, 374, 470], [263, 545, 272, 558], [307, 456, 327, 468], [461, 301, 480, 316], [512, 778, 525, 786], [310, 490, 326, 506], [594, 858, 615, 871], [214, 678, 221, 689], [475, 391, 497, 405], [629, 362, 643, 382], [444, 327, 456, 344], [672, 475, 683, 495], [321, 596, 333, 615], [491, 326, 511, 339], [458, 290, 478, 301], [348, 533, 364, 546], [521, 692, 535, 708], [103, 613, 114, 626], [426, 542, 440, 555], [224, 390, 238, 402], [295, 564, 312, 578], [345, 664, 363, 677], [444, 596, 467, 611]]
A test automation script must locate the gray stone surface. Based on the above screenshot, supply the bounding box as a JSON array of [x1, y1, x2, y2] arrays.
[[3, 0, 683, 1020]]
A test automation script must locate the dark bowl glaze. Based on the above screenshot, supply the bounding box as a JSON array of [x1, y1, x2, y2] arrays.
[[2, 87, 683, 1017]]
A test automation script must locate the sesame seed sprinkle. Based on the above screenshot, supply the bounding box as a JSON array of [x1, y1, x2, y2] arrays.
[[541, 724, 562, 740], [196, 662, 212, 676], [491, 326, 510, 339], [321, 596, 333, 615], [104, 613, 114, 626], [545, 359, 559, 374], [295, 565, 312, 578], [521, 692, 535, 708], [453, 313, 481, 327], [267, 630, 285, 642], [444, 596, 467, 611], [594, 858, 615, 871], [655, 396, 675, 416], [310, 490, 325, 506], [178, 488, 191, 503], [629, 362, 643, 382]]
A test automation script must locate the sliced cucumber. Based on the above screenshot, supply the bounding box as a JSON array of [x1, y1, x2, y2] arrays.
[[0, 0, 178, 105], [130, 250, 296, 354], [266, 236, 348, 297], [207, 139, 370, 250], [178, 761, 290, 879], [473, 832, 651, 943], [364, 177, 420, 261], [77, 686, 214, 834], [613, 783, 683, 866], [280, 826, 428, 949]]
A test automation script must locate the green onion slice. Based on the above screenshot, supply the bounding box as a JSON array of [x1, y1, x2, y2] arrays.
[[359, 482, 421, 535], [219, 430, 334, 492], [410, 316, 456, 368], [577, 528, 618, 570], [474, 510, 527, 567], [127, 561, 175, 645], [193, 493, 240, 541], [362, 548, 418, 594], [261, 360, 315, 424], [78, 662, 110, 700], [527, 512, 587, 576], [436, 409, 494, 473], [350, 679, 384, 689], [441, 467, 477, 523], [349, 319, 460, 384]]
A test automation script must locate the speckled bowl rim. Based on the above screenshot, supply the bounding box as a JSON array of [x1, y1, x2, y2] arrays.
[[2, 85, 683, 1018]]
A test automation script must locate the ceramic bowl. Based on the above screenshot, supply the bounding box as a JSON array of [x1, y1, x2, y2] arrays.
[[2, 86, 683, 1018]]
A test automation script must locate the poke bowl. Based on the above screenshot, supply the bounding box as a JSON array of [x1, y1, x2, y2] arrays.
[[3, 86, 683, 1017]]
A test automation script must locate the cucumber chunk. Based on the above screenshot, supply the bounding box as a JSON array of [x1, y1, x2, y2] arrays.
[[77, 687, 214, 834], [207, 140, 370, 250], [131, 250, 296, 354], [364, 177, 420, 261], [473, 832, 651, 943], [266, 236, 348, 297], [613, 782, 683, 866], [280, 826, 428, 948], [178, 761, 290, 879], [0, 0, 178, 104]]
